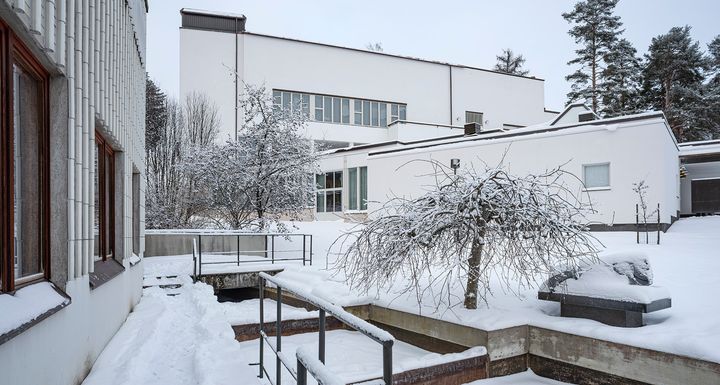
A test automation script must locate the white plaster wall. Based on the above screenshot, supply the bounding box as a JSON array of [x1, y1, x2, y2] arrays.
[[365, 119, 679, 225], [680, 161, 720, 214], [179, 28, 551, 144]]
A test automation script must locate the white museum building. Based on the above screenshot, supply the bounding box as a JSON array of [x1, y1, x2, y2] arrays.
[[0, 1, 147, 384]]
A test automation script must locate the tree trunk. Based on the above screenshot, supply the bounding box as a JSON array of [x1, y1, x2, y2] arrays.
[[464, 236, 484, 309]]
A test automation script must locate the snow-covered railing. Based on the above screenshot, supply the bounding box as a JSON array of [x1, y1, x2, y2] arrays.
[[258, 272, 395, 385]]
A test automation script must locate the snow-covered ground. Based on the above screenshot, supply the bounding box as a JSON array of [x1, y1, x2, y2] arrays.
[[466, 369, 571, 385], [85, 217, 720, 385]]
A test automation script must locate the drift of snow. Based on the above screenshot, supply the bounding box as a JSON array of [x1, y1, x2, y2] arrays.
[[218, 298, 318, 325], [0, 282, 69, 336], [464, 369, 572, 385]]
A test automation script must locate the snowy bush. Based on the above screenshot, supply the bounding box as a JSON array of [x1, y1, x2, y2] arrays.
[[336, 159, 600, 309]]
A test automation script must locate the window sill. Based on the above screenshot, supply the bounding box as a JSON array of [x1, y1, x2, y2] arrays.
[[89, 259, 125, 290], [583, 187, 611, 192], [0, 282, 71, 346]]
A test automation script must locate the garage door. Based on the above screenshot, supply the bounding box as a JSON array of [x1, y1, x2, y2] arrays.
[[692, 178, 720, 213]]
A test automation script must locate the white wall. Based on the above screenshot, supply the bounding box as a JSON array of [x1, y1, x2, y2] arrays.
[[179, 26, 552, 144], [365, 118, 679, 225]]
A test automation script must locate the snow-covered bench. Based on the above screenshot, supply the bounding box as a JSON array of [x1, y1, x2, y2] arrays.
[[538, 252, 671, 327]]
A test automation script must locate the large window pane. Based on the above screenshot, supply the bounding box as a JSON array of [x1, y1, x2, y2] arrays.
[[314, 95, 323, 121], [583, 164, 610, 188], [334, 171, 342, 188], [316, 193, 325, 213], [325, 172, 334, 189], [399, 105, 406, 120], [273, 91, 281, 107], [354, 100, 362, 125], [333, 191, 342, 212], [371, 102, 379, 126], [391, 104, 399, 122], [302, 94, 310, 117], [348, 168, 358, 210], [13, 64, 43, 280], [341, 98, 350, 124], [292, 93, 301, 113], [360, 167, 368, 210], [379, 103, 387, 127], [325, 191, 334, 212], [316, 174, 325, 189], [282, 91, 291, 110], [324, 96, 332, 122], [363, 101, 370, 126], [332, 97, 341, 123]]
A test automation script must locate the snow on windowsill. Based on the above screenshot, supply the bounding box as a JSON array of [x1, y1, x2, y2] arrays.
[[583, 186, 611, 192], [129, 253, 142, 266], [0, 282, 71, 343]]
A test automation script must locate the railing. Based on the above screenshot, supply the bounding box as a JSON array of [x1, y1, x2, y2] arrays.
[[257, 272, 394, 385], [188, 231, 312, 277]]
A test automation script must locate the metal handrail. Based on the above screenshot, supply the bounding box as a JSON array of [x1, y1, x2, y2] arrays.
[[258, 272, 394, 385]]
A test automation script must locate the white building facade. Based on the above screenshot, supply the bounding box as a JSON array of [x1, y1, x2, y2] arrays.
[[318, 108, 681, 228], [0, 1, 147, 384], [179, 9, 558, 147]]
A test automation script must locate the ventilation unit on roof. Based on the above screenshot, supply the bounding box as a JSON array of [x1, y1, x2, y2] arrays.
[[464, 122, 481, 136], [579, 112, 596, 122]]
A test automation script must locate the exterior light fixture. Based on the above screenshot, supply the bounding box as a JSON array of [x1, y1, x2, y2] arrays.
[[450, 158, 460, 175]]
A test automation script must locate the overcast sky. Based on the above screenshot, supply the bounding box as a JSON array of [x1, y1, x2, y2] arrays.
[[147, 0, 718, 111]]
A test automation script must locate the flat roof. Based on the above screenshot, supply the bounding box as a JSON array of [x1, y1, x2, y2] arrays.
[[180, 9, 545, 82]]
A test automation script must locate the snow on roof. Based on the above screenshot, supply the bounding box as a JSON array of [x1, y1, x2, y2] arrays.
[[367, 111, 669, 158]]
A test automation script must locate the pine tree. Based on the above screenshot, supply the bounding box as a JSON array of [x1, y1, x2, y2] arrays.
[[145, 77, 167, 153], [600, 39, 642, 117], [494, 49, 529, 76], [642, 26, 710, 141], [563, 0, 623, 112]]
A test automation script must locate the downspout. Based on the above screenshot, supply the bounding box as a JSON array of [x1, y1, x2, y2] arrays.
[[449, 65, 453, 126], [234, 17, 238, 141]]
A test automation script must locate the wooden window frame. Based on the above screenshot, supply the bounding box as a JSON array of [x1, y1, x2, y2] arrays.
[[95, 132, 115, 262], [0, 20, 51, 293]]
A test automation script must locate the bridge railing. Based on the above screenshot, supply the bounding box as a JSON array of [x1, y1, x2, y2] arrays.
[[257, 272, 394, 385]]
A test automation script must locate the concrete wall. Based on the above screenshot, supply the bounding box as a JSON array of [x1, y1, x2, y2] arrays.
[[179, 25, 554, 144], [144, 233, 266, 257]]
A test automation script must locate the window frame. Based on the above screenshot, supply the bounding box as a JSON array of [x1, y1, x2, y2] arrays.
[[95, 131, 116, 262], [0, 21, 51, 293], [582, 162, 611, 190], [316, 171, 343, 213], [347, 166, 368, 212]]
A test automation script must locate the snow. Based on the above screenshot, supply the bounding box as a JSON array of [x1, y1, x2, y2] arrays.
[[82, 276, 261, 385], [218, 298, 318, 325], [0, 282, 69, 336], [464, 369, 572, 385]]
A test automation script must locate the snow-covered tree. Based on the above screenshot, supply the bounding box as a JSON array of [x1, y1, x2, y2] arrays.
[[366, 42, 383, 52], [336, 160, 599, 310], [563, 0, 623, 112], [146, 77, 167, 154], [494, 49, 529, 76], [642, 26, 712, 141], [180, 84, 319, 230], [600, 39, 642, 117], [146, 93, 219, 228]]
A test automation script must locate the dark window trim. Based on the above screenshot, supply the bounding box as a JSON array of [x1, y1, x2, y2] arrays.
[[89, 259, 125, 290], [0, 19, 51, 293], [95, 131, 115, 262]]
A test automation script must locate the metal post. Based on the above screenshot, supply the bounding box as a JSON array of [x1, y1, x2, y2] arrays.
[[198, 235, 203, 277], [303, 235, 307, 266], [319, 309, 326, 363], [272, 235, 275, 264], [192, 239, 197, 283], [258, 277, 265, 378], [276, 286, 282, 385], [310, 235, 313, 267], [657, 203, 661, 245], [297, 359, 307, 385], [383, 342, 393, 385], [635, 204, 639, 244], [237, 234, 240, 266]]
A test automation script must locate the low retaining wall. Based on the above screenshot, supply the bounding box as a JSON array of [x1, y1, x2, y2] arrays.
[[144, 233, 266, 257]]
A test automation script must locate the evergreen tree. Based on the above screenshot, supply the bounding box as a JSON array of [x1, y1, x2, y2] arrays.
[[600, 38, 642, 117], [494, 49, 529, 76], [145, 77, 167, 154], [708, 35, 720, 84], [642, 26, 710, 141], [563, 0, 623, 112]]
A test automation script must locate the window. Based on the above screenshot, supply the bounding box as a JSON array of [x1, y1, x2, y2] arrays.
[[348, 167, 368, 211], [1, 23, 51, 292], [379, 103, 387, 127], [132, 169, 140, 256], [390, 103, 407, 123], [466, 111, 483, 126], [94, 132, 116, 261], [273, 90, 310, 118], [341, 98, 350, 124], [354, 100, 362, 125], [362, 100, 370, 126], [316, 171, 342, 213], [583, 163, 610, 189], [314, 95, 323, 121], [332, 97, 341, 123]]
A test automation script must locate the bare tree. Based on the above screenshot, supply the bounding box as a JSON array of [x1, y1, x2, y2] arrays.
[[336, 160, 599, 309], [180, 84, 319, 230], [145, 92, 219, 228]]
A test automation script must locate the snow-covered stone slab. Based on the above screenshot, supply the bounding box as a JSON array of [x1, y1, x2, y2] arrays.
[[538, 252, 671, 327]]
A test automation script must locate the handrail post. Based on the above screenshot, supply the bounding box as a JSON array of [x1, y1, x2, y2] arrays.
[[383, 342, 393, 385], [272, 235, 275, 264], [276, 285, 283, 385], [297, 358, 307, 385], [198, 235, 203, 277], [192, 239, 197, 283], [319, 309, 326, 364], [310, 234, 313, 267], [258, 277, 265, 378], [237, 234, 240, 266], [303, 235, 307, 266]]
